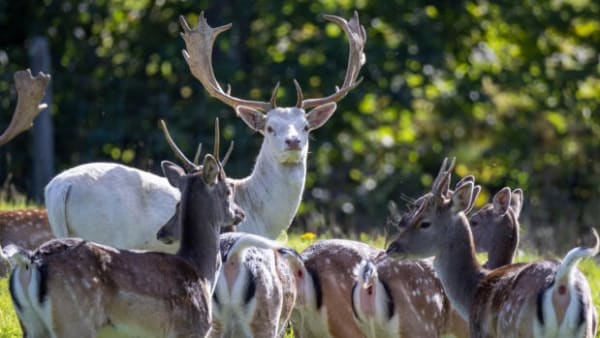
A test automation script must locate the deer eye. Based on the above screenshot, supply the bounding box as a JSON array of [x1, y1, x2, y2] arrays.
[[419, 221, 431, 229], [267, 126, 274, 133], [304, 125, 309, 132]]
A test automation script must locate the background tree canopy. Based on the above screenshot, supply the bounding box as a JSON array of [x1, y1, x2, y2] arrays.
[[1, 0, 598, 252]]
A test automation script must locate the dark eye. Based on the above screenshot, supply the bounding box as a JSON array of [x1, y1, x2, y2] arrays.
[[420, 221, 431, 229], [304, 125, 309, 132], [267, 126, 274, 133], [471, 220, 479, 227]]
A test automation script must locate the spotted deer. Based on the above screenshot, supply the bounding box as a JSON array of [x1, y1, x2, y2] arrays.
[[347, 176, 479, 338], [211, 232, 301, 337], [169, 10, 366, 239], [0, 209, 54, 276], [470, 187, 523, 269], [386, 158, 599, 338], [6, 121, 244, 337], [0, 69, 50, 146], [288, 239, 383, 338]]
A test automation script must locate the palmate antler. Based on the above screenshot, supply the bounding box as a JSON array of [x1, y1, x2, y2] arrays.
[[179, 11, 366, 112], [0, 69, 50, 146]]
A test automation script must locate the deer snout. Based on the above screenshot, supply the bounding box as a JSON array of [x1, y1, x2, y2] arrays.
[[285, 137, 301, 150], [232, 208, 245, 225], [386, 242, 404, 259], [156, 227, 174, 244]]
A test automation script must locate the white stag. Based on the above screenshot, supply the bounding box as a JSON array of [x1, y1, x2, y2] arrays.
[[386, 158, 598, 338], [174, 10, 366, 239]]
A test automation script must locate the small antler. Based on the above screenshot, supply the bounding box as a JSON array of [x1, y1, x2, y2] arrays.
[[0, 69, 50, 146], [299, 11, 367, 109], [431, 157, 456, 198], [179, 12, 275, 112], [159, 119, 199, 172]]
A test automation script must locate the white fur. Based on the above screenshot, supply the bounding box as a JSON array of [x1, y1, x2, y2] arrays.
[[44, 162, 180, 252]]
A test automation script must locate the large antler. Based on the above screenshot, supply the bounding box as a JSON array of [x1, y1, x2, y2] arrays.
[[432, 157, 456, 198], [0, 69, 50, 146], [179, 11, 366, 112], [298, 11, 366, 109], [179, 12, 275, 112]]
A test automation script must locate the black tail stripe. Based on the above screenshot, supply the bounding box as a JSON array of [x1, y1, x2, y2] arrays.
[[306, 267, 322, 309]]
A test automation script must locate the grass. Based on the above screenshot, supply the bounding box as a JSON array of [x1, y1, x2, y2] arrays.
[[0, 227, 599, 336]]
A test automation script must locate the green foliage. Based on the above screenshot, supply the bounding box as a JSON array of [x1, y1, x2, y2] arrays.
[[0, 0, 598, 246]]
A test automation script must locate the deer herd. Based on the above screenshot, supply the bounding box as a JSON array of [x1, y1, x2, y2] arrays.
[[0, 10, 598, 338]]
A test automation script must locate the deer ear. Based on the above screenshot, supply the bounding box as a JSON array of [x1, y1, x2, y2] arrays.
[[492, 187, 511, 215], [236, 106, 266, 133], [510, 188, 523, 218], [306, 102, 337, 130], [161, 160, 185, 188], [464, 185, 481, 214], [202, 154, 220, 186], [451, 181, 474, 213]]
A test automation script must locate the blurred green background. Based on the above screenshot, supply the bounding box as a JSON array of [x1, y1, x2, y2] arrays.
[[1, 0, 598, 253]]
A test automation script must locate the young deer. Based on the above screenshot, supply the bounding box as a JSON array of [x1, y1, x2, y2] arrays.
[[470, 187, 523, 269], [347, 177, 479, 338], [0, 69, 50, 146], [211, 232, 301, 337], [386, 158, 599, 338], [7, 123, 244, 337], [289, 239, 384, 338], [0, 209, 54, 276], [173, 10, 366, 239]]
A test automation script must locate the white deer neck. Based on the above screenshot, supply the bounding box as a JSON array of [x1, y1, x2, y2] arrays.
[[433, 218, 485, 321], [233, 143, 306, 239]]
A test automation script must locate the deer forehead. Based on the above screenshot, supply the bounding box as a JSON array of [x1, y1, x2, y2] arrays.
[[265, 108, 308, 129]]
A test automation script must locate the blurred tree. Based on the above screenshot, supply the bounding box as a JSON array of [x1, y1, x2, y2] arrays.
[[1, 0, 598, 251]]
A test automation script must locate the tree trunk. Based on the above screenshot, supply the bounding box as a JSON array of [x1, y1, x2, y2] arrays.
[[27, 36, 54, 203]]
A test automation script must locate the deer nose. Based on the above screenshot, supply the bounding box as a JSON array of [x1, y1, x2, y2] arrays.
[[285, 137, 301, 150]]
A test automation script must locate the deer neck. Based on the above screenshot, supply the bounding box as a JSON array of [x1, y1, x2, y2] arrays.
[[177, 188, 221, 286], [234, 143, 306, 238], [433, 215, 485, 320], [484, 215, 519, 269]]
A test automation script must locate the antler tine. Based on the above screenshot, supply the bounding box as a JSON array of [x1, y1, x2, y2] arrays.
[[192, 143, 203, 165], [293, 79, 303, 108], [432, 157, 456, 197], [159, 119, 197, 172], [221, 140, 234, 167], [301, 11, 366, 109], [0, 69, 51, 146], [179, 12, 272, 112], [213, 117, 220, 160], [269, 82, 280, 108]]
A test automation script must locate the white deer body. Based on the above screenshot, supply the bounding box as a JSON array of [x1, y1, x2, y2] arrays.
[[44, 162, 180, 252]]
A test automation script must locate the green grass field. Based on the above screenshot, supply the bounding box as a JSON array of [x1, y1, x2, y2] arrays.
[[0, 223, 599, 336]]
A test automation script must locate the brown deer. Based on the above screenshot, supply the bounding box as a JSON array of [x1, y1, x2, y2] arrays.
[[6, 120, 244, 337], [0, 209, 54, 276], [387, 158, 598, 338], [211, 232, 301, 337], [0, 69, 50, 146], [289, 239, 383, 338], [167, 10, 366, 239], [470, 187, 523, 269]]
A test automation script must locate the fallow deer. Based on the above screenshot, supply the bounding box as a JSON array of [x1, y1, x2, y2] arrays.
[[0, 209, 54, 277], [6, 121, 244, 337], [470, 187, 523, 269], [0, 69, 50, 146], [347, 176, 479, 338], [173, 10, 366, 239], [289, 239, 383, 338], [211, 232, 301, 337], [386, 158, 599, 338]]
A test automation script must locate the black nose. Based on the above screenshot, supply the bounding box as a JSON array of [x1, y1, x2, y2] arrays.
[[386, 242, 399, 256], [285, 138, 301, 149]]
